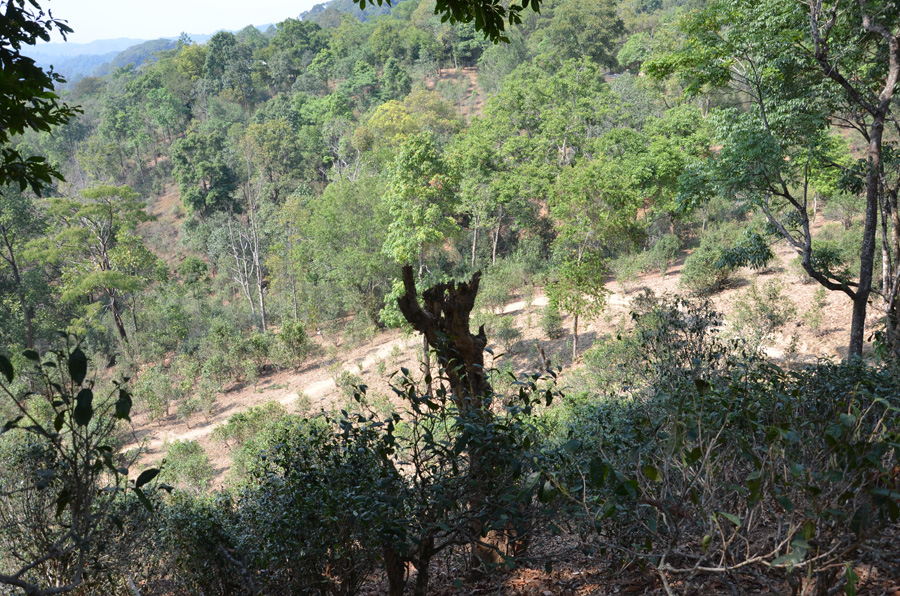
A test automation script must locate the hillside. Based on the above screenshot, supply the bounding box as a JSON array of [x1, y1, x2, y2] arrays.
[[2, 0, 899, 594], [128, 213, 865, 486]]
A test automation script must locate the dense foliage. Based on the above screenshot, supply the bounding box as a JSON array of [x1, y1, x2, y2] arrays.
[[2, 0, 899, 593]]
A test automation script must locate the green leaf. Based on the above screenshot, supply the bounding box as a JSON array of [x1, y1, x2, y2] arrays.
[[135, 468, 160, 489], [845, 563, 859, 596], [801, 519, 815, 541], [850, 504, 869, 536], [771, 552, 801, 567], [133, 487, 154, 511], [1, 416, 23, 434], [56, 488, 70, 518], [776, 495, 794, 511], [73, 388, 93, 426], [717, 511, 740, 527], [0, 354, 14, 383], [68, 347, 87, 385], [538, 480, 555, 503], [53, 412, 64, 432], [642, 465, 663, 482], [701, 534, 712, 553], [23, 349, 39, 361], [115, 389, 132, 421]]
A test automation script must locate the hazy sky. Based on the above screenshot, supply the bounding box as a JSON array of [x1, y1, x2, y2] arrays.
[[42, 0, 321, 44]]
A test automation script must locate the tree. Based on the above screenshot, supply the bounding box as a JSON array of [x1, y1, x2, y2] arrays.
[[0, 186, 46, 349], [647, 0, 900, 358], [539, 0, 624, 67], [549, 149, 641, 359], [306, 177, 394, 325], [26, 186, 154, 344], [0, 0, 81, 195], [171, 130, 238, 215], [382, 131, 460, 278], [0, 342, 156, 596]]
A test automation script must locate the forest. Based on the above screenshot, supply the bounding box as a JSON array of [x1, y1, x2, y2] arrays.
[[1, 0, 899, 593]]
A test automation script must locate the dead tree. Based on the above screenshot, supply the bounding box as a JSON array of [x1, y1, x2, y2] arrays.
[[396, 264, 514, 573], [397, 265, 490, 412]]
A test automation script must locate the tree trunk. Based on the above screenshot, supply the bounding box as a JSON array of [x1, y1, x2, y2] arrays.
[[383, 545, 406, 596], [572, 314, 579, 362], [849, 121, 883, 357], [108, 292, 129, 343], [397, 266, 515, 572], [1, 224, 33, 349], [471, 219, 478, 269], [492, 207, 503, 266]]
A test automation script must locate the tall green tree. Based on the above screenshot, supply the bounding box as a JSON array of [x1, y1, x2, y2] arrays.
[[383, 131, 460, 278], [0, 186, 47, 349], [647, 0, 900, 358], [27, 186, 154, 343]]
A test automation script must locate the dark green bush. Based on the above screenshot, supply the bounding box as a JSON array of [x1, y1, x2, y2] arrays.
[[541, 303, 564, 340], [541, 310, 900, 594], [211, 401, 289, 446]]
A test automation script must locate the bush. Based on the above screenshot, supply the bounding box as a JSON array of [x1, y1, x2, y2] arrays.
[[493, 315, 521, 352], [545, 360, 900, 595], [243, 331, 272, 374], [646, 233, 681, 276], [476, 258, 529, 313], [803, 286, 828, 336], [731, 279, 797, 351], [133, 364, 175, 422], [680, 242, 734, 293], [610, 252, 644, 294], [541, 303, 564, 340], [278, 319, 313, 369], [155, 492, 246, 595], [162, 440, 214, 492], [231, 417, 388, 596], [680, 223, 743, 293], [211, 402, 289, 447], [822, 190, 864, 229]]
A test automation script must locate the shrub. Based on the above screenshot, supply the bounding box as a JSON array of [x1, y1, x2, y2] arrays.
[[243, 331, 272, 374], [803, 286, 828, 336], [545, 360, 900, 595], [161, 440, 214, 492], [731, 279, 797, 351], [278, 319, 313, 369], [680, 224, 742, 293], [476, 258, 528, 313], [155, 492, 246, 595], [680, 243, 734, 293], [610, 252, 644, 294], [211, 402, 289, 447], [133, 364, 175, 422], [231, 417, 387, 596], [493, 315, 521, 352], [822, 190, 864, 229], [646, 233, 681, 276], [541, 303, 564, 340]]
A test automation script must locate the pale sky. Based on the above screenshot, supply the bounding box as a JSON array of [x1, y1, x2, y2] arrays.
[[42, 0, 322, 44]]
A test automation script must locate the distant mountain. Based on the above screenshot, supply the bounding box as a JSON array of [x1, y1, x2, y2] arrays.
[[30, 38, 150, 59], [94, 38, 178, 77], [25, 26, 268, 82]]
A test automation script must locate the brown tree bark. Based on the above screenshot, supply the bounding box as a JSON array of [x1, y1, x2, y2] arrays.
[[397, 265, 514, 578]]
